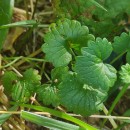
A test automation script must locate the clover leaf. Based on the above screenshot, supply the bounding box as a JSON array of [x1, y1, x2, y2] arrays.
[[75, 38, 117, 92], [42, 19, 94, 67], [59, 72, 105, 115]]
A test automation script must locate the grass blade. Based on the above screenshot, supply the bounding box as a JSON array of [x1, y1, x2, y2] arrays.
[[0, 105, 18, 125], [18, 103, 98, 130], [88, 0, 107, 11], [21, 111, 86, 130], [0, 20, 37, 29]]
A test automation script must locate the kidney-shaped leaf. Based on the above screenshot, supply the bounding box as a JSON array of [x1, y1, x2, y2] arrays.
[[37, 84, 59, 107], [59, 72, 106, 116], [113, 32, 130, 54], [42, 19, 94, 67], [75, 38, 117, 92], [113, 32, 130, 64]]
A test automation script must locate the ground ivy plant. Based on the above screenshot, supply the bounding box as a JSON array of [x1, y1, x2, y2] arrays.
[[2, 19, 130, 117], [40, 18, 130, 116]]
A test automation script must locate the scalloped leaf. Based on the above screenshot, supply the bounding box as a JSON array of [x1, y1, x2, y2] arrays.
[[12, 80, 40, 103], [2, 71, 17, 95], [113, 32, 130, 64], [12, 81, 31, 103], [22, 68, 41, 85], [59, 72, 105, 115], [113, 32, 130, 54], [12, 69, 41, 103], [51, 66, 68, 84], [75, 38, 117, 92], [42, 19, 94, 67], [119, 63, 130, 84], [37, 84, 59, 107]]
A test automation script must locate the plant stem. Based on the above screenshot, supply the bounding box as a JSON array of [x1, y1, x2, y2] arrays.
[[14, 48, 42, 67], [1, 56, 23, 68], [110, 51, 126, 65], [102, 105, 117, 129], [24, 0, 29, 19], [101, 84, 129, 127], [31, 0, 38, 19], [4, 57, 46, 62], [1, 55, 23, 77]]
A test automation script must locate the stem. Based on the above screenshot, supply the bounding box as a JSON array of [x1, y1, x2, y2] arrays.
[[14, 48, 42, 67], [110, 51, 126, 65], [1, 56, 23, 68], [4, 57, 46, 62], [102, 105, 117, 129], [43, 71, 51, 81], [102, 84, 129, 127], [0, 54, 2, 68], [24, 57, 46, 62], [31, 0, 38, 19], [70, 48, 76, 58], [40, 62, 51, 81], [24, 0, 29, 19], [38, 11, 53, 15], [1, 55, 23, 77]]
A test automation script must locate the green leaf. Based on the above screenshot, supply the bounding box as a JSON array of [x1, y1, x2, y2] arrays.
[[59, 72, 105, 115], [42, 19, 94, 67], [12, 68, 41, 103], [37, 67, 68, 107], [22, 68, 41, 85], [2, 71, 17, 95], [75, 38, 117, 92], [119, 63, 130, 84], [113, 32, 130, 54], [0, 0, 14, 50], [113, 32, 130, 64], [37, 84, 59, 107], [51, 66, 68, 84], [12, 81, 31, 102], [21, 111, 86, 130]]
